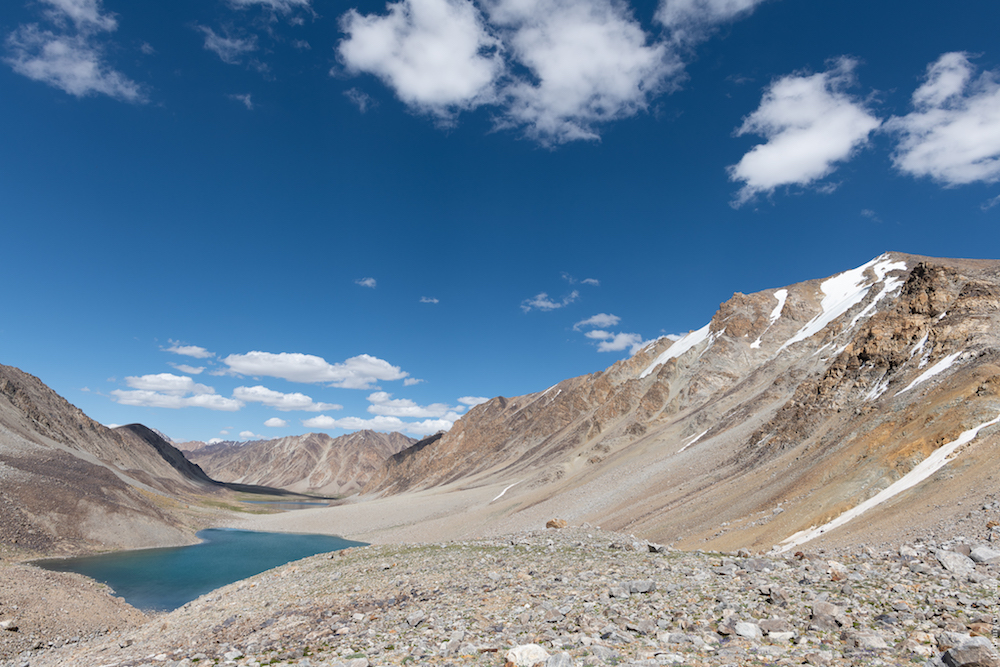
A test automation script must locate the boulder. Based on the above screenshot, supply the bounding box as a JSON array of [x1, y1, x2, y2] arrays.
[[545, 519, 568, 529], [506, 644, 551, 667]]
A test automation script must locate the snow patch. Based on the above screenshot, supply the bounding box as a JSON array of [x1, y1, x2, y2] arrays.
[[678, 429, 709, 453], [750, 289, 788, 348], [777, 411, 1000, 552], [909, 333, 928, 360], [640, 323, 712, 378], [491, 481, 520, 502], [864, 372, 890, 401], [896, 351, 964, 396], [778, 255, 907, 353]]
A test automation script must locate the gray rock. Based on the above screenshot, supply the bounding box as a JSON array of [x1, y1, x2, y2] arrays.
[[590, 645, 620, 662], [970, 546, 1000, 565], [942, 636, 1000, 667], [545, 651, 573, 667], [405, 611, 425, 627], [506, 644, 551, 666], [938, 551, 976, 576], [734, 621, 762, 640], [627, 580, 656, 593], [847, 631, 889, 650]]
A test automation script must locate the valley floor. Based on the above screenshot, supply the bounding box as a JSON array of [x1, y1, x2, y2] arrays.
[[3, 525, 999, 667]]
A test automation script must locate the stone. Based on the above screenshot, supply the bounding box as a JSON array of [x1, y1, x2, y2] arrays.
[[589, 645, 620, 662], [734, 621, 762, 640], [0, 620, 18, 632], [627, 579, 656, 593], [970, 546, 1000, 564], [942, 636, 1000, 667], [546, 519, 568, 529], [938, 550, 977, 576], [506, 644, 551, 666], [406, 611, 425, 627], [545, 651, 573, 667], [847, 631, 889, 650]]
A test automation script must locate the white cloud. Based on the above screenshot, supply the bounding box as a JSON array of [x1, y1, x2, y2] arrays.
[[366, 391, 462, 420], [125, 373, 215, 396], [5, 25, 145, 102], [574, 313, 621, 330], [222, 351, 409, 389], [584, 329, 648, 354], [111, 390, 243, 411], [728, 57, 881, 207], [264, 417, 288, 427], [458, 395, 490, 406], [230, 93, 254, 110], [233, 385, 343, 412], [581, 278, 600, 286], [239, 430, 262, 439], [338, 0, 503, 118], [355, 277, 377, 288], [403, 377, 424, 386], [489, 0, 678, 144], [303, 413, 452, 437], [345, 87, 376, 112], [521, 290, 579, 312], [886, 52, 1000, 187], [983, 194, 1000, 211], [420, 296, 439, 303], [656, 0, 769, 43], [41, 0, 117, 31], [164, 341, 215, 359], [169, 363, 205, 375], [208, 437, 225, 444], [228, 0, 312, 12], [197, 26, 258, 65]]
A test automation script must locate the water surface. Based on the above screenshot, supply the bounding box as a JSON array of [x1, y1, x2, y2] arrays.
[[36, 529, 364, 611]]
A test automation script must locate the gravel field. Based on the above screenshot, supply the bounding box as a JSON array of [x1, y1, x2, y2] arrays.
[[4, 525, 998, 667]]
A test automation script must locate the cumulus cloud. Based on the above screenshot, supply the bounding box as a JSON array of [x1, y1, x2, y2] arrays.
[[584, 330, 648, 354], [164, 341, 215, 359], [656, 0, 770, 43], [302, 414, 451, 437], [264, 417, 288, 427], [239, 430, 262, 439], [111, 390, 243, 411], [169, 363, 205, 375], [458, 396, 490, 406], [338, 0, 503, 118], [233, 385, 343, 412], [125, 373, 215, 396], [521, 290, 579, 312], [403, 378, 424, 386], [197, 26, 258, 65], [886, 52, 1000, 187], [336, 0, 767, 143], [574, 313, 621, 330], [222, 351, 409, 389], [728, 57, 881, 207], [488, 0, 678, 144], [366, 391, 463, 420], [355, 277, 377, 288]]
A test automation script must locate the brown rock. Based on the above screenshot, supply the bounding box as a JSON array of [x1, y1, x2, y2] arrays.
[[546, 519, 568, 529]]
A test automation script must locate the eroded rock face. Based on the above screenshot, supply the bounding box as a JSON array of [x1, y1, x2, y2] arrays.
[[362, 253, 1000, 552], [185, 431, 415, 496]]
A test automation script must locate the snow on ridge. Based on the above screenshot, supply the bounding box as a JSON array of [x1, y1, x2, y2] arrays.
[[777, 411, 1000, 553], [750, 289, 789, 349], [778, 254, 908, 353], [640, 323, 712, 379], [896, 351, 964, 396], [769, 289, 788, 324]]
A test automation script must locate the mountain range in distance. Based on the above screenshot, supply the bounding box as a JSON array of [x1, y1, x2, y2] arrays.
[[3, 251, 1000, 558]]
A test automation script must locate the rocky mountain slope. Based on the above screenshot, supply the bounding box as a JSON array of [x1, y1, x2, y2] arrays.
[[361, 252, 1000, 554], [0, 365, 294, 557], [184, 431, 415, 496]]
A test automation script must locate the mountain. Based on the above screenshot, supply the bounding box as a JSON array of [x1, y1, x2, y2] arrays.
[[184, 431, 416, 496], [0, 365, 298, 556], [362, 252, 1000, 553]]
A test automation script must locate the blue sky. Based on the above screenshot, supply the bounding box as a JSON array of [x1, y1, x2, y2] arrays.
[[1, 0, 998, 443]]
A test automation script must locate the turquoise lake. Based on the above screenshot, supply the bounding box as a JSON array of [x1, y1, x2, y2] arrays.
[[36, 529, 364, 611]]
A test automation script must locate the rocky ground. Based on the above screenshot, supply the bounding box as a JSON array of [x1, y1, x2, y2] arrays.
[[3, 524, 999, 667]]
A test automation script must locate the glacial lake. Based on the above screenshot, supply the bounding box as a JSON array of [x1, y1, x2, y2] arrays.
[[36, 529, 364, 611]]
